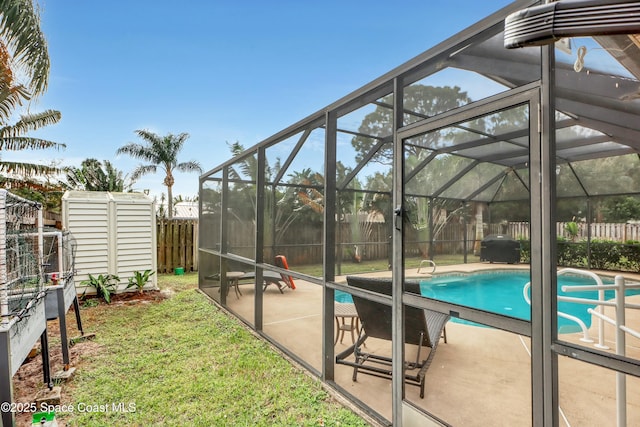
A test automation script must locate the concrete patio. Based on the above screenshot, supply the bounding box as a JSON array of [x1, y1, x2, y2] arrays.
[[203, 264, 640, 426]]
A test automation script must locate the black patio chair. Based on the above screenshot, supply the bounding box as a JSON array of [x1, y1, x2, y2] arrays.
[[238, 270, 290, 293], [335, 276, 449, 398]]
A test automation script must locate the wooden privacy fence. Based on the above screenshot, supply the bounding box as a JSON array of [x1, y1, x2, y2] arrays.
[[495, 222, 640, 242], [157, 219, 198, 273], [159, 219, 640, 272]]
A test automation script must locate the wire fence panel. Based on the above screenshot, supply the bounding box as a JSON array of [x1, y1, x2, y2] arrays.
[[0, 190, 44, 328]]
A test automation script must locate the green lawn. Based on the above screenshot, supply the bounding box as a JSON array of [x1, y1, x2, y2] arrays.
[[293, 254, 480, 277], [57, 273, 369, 426]]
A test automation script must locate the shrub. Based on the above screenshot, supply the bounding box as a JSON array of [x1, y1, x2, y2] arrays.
[[81, 273, 120, 304], [518, 238, 530, 263], [521, 238, 640, 272], [126, 269, 155, 294], [589, 239, 620, 270], [557, 239, 587, 267]]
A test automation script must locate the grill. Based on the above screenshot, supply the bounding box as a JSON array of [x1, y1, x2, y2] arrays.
[[480, 235, 521, 264]]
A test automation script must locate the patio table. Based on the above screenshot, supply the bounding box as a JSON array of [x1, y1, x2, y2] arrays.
[[335, 302, 360, 344], [226, 271, 245, 299]]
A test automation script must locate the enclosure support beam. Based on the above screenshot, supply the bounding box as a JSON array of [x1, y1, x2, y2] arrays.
[[0, 329, 14, 427], [323, 110, 337, 382], [220, 167, 230, 306], [391, 76, 405, 426], [254, 147, 266, 332], [530, 43, 559, 427]]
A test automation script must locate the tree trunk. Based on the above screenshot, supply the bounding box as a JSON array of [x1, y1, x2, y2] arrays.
[[473, 202, 484, 255], [167, 184, 173, 219]]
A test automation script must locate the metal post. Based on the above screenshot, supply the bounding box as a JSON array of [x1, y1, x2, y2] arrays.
[[614, 275, 626, 427], [72, 296, 84, 335], [255, 147, 266, 332], [57, 287, 70, 370], [40, 329, 53, 389], [538, 42, 559, 427], [391, 76, 405, 426], [38, 207, 44, 286], [323, 111, 337, 382], [0, 328, 14, 427], [220, 168, 229, 306]]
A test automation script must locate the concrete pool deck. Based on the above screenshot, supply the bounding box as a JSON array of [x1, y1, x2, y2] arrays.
[[203, 263, 640, 426]]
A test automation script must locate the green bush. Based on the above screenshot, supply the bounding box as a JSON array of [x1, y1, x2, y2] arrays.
[[518, 238, 530, 263], [126, 269, 155, 294], [557, 239, 587, 268], [518, 238, 640, 271], [589, 239, 620, 270], [619, 241, 640, 271], [81, 273, 120, 304]]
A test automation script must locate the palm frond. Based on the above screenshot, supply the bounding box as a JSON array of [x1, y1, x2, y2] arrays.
[[0, 109, 62, 137], [0, 160, 59, 176], [0, 175, 63, 192], [130, 164, 157, 181], [0, 135, 64, 151], [0, 0, 50, 95], [134, 129, 163, 145], [116, 142, 157, 162], [0, 83, 29, 121], [176, 160, 202, 174]]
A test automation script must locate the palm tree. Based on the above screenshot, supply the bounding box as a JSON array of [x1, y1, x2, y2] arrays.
[[65, 158, 131, 192], [117, 130, 202, 218], [0, 109, 64, 185], [0, 0, 50, 97], [0, 0, 64, 191]]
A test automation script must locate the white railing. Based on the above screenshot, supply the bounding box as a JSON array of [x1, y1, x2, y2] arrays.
[[524, 268, 640, 427]]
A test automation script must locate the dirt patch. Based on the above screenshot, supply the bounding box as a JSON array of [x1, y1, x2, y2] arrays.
[[10, 290, 166, 426]]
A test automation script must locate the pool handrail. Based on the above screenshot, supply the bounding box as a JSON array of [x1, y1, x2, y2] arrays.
[[522, 268, 605, 343], [558, 268, 608, 348], [560, 276, 640, 342], [523, 268, 640, 348], [417, 259, 436, 274], [560, 274, 640, 427], [522, 281, 593, 343]]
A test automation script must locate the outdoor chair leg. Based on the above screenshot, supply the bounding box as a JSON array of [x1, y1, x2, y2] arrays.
[[40, 330, 53, 390], [72, 296, 84, 335]]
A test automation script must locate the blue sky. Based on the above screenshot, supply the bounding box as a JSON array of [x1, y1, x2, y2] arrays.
[[9, 0, 513, 200]]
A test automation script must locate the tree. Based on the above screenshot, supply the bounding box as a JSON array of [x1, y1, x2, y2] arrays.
[[116, 130, 202, 218], [0, 0, 50, 97], [0, 109, 64, 186], [602, 196, 640, 223], [65, 158, 131, 192], [0, 0, 65, 196], [351, 85, 473, 165]]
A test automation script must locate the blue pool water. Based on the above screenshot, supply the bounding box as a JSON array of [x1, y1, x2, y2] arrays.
[[336, 271, 638, 332]]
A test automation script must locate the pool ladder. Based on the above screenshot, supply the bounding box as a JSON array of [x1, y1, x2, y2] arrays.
[[417, 259, 436, 274]]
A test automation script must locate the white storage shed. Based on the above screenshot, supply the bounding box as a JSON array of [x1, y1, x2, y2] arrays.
[[62, 191, 158, 293]]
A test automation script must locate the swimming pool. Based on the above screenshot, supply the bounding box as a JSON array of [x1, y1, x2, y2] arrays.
[[336, 271, 638, 332]]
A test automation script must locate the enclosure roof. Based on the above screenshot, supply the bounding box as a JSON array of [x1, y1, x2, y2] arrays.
[[204, 0, 640, 203]]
